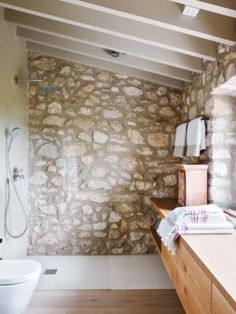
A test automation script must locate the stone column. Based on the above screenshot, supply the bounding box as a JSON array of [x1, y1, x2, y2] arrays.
[[208, 96, 236, 208]]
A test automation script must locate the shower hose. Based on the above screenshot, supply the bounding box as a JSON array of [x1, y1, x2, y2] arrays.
[[4, 136, 28, 238]]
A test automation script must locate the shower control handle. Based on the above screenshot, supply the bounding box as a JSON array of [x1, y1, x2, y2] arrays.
[[13, 167, 24, 182]]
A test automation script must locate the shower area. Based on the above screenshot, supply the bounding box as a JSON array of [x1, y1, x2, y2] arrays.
[[1, 24, 235, 296], [4, 50, 235, 292], [0, 51, 184, 291]]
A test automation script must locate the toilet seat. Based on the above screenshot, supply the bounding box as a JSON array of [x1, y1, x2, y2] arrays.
[[0, 259, 41, 285]]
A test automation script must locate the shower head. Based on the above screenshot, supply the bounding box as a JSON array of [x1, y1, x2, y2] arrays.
[[10, 127, 21, 138], [7, 127, 21, 151], [15, 76, 59, 93], [39, 84, 60, 93]]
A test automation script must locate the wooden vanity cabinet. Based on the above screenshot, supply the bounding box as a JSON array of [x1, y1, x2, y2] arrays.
[[212, 285, 235, 314], [161, 243, 178, 289], [150, 198, 236, 314], [150, 225, 178, 289], [178, 241, 211, 314]]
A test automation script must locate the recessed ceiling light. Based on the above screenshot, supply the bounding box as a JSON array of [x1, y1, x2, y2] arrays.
[[183, 5, 200, 17]]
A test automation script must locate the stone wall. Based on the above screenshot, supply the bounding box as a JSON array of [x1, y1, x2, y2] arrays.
[[207, 95, 236, 208], [182, 45, 236, 121], [28, 52, 182, 255], [182, 45, 236, 208]]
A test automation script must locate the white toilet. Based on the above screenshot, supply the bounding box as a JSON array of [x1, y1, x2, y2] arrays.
[[0, 259, 41, 314]]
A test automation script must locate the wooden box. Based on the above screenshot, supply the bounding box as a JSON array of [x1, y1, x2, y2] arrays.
[[177, 164, 208, 206]]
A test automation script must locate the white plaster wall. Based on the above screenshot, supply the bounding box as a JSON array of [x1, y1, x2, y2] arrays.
[[0, 8, 28, 258]]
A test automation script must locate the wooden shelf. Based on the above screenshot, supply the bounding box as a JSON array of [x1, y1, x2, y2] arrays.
[[150, 197, 178, 218]]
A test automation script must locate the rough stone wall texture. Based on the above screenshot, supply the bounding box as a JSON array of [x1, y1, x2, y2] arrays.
[[182, 45, 236, 121], [207, 96, 236, 208], [28, 52, 182, 255], [182, 44, 236, 208]]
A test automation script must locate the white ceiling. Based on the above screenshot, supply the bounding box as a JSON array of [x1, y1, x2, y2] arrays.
[[0, 0, 235, 89]]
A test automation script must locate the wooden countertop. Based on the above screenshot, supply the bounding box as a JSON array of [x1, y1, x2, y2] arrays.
[[150, 198, 236, 311]]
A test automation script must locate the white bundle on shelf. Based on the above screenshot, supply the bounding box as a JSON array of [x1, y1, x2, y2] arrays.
[[157, 204, 233, 254]]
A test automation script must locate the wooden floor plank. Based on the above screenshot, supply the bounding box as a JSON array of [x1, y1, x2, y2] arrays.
[[27, 290, 185, 314]]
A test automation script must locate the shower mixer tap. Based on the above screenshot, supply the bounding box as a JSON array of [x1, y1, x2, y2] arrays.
[[12, 167, 24, 182]]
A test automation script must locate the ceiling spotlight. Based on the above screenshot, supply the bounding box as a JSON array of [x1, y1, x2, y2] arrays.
[[183, 5, 200, 17], [104, 49, 125, 58]]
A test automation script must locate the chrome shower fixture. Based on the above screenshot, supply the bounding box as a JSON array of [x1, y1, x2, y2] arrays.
[[10, 127, 21, 137], [14, 76, 60, 93], [39, 84, 60, 93], [4, 126, 28, 238], [13, 167, 25, 182], [7, 127, 21, 152], [14, 76, 43, 84]]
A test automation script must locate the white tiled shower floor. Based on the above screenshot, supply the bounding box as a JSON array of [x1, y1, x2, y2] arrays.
[[29, 255, 172, 290]]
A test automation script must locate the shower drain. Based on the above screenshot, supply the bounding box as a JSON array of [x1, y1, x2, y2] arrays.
[[43, 269, 58, 275]]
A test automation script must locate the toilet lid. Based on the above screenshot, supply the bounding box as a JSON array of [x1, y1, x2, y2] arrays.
[[0, 259, 41, 285]]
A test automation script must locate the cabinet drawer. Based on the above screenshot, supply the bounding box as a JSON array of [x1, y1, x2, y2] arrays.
[[178, 243, 211, 314], [161, 243, 178, 289], [212, 284, 235, 314]]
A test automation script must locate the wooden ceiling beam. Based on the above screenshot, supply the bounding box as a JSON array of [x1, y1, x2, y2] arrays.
[[1, 0, 217, 60], [63, 0, 236, 44], [17, 27, 192, 82], [26, 41, 184, 90], [5, 10, 203, 73], [169, 0, 236, 18]]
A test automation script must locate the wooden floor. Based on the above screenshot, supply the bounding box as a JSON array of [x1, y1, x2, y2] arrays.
[[26, 290, 185, 314]]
